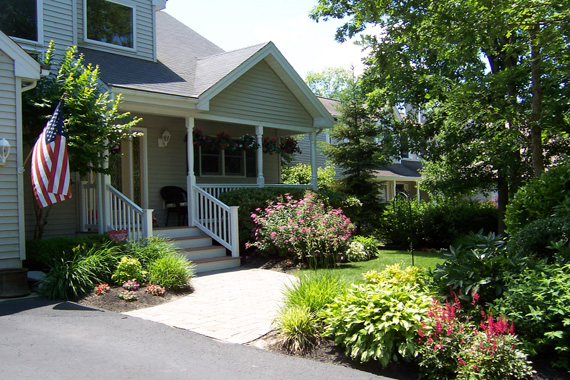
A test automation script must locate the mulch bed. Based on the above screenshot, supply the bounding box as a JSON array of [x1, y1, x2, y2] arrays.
[[75, 285, 193, 313]]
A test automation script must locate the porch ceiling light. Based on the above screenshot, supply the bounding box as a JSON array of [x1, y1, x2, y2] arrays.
[[158, 130, 171, 148], [0, 138, 10, 166]]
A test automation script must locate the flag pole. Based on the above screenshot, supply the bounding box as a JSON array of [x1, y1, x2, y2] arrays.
[[21, 93, 67, 170]]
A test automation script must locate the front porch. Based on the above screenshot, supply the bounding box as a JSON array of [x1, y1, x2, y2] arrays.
[[75, 114, 319, 272]]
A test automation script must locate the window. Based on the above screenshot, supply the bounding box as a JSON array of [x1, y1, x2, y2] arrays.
[[85, 0, 134, 48], [0, 0, 38, 42], [197, 146, 247, 177]]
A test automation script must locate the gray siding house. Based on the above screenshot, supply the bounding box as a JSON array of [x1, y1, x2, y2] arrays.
[[0, 31, 41, 269], [1, 0, 334, 272]]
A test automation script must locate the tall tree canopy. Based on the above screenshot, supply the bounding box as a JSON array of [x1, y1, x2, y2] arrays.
[[311, 0, 570, 233], [23, 42, 140, 177], [305, 66, 353, 99]]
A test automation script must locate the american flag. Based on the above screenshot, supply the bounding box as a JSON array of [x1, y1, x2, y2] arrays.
[[31, 101, 71, 208]]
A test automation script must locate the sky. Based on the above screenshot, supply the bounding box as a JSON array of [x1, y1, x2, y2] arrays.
[[163, 0, 368, 79]]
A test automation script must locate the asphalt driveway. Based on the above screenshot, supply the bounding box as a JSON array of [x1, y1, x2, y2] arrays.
[[0, 297, 391, 380]]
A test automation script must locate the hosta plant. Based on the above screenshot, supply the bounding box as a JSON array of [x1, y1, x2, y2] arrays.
[[321, 281, 432, 366]]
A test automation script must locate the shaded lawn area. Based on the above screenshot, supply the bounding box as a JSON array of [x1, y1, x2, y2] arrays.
[[299, 250, 445, 284]]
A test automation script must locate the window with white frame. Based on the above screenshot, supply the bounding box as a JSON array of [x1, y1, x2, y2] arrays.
[[0, 0, 40, 42], [197, 146, 247, 177], [85, 0, 134, 49]]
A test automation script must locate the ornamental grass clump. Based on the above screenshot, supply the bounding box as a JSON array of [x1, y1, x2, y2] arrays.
[[249, 192, 355, 268], [275, 305, 319, 354], [417, 293, 535, 380]]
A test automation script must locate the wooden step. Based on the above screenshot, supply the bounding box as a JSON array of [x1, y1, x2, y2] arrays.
[[178, 246, 227, 261], [153, 226, 205, 239], [168, 235, 213, 249], [192, 256, 241, 273]]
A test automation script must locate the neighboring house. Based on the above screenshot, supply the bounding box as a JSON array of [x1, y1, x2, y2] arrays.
[[0, 31, 41, 270], [294, 96, 428, 202], [1, 0, 334, 271]]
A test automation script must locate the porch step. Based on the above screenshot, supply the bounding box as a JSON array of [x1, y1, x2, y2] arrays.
[[153, 226, 205, 239], [178, 246, 227, 261], [191, 256, 241, 273], [152, 226, 240, 273], [169, 236, 213, 250]]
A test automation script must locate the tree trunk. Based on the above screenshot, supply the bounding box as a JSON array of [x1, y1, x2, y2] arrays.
[[530, 25, 545, 177], [497, 173, 508, 235]]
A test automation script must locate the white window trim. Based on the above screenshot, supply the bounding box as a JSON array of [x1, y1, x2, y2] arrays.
[[198, 146, 247, 178], [8, 0, 44, 49], [83, 0, 137, 52]]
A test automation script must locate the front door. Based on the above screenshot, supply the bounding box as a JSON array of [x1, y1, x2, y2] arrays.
[[109, 128, 148, 208]]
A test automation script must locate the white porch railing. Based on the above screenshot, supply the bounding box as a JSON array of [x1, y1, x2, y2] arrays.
[[192, 185, 239, 257], [106, 184, 153, 241], [198, 183, 311, 198]]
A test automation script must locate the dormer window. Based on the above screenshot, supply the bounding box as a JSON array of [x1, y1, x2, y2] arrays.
[[0, 0, 39, 43], [85, 0, 134, 49]]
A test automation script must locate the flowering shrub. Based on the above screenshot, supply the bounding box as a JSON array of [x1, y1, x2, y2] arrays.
[[118, 290, 137, 301], [417, 294, 535, 379], [94, 283, 110, 295], [249, 192, 355, 268], [345, 241, 367, 262], [122, 280, 140, 291], [145, 283, 166, 296]]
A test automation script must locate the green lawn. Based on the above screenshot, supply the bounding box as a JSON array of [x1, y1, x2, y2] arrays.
[[299, 250, 445, 284]]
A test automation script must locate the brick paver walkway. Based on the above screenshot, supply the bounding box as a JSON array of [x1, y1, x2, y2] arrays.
[[125, 268, 297, 344]]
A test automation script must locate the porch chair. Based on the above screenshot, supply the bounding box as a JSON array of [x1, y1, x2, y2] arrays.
[[160, 186, 188, 226]]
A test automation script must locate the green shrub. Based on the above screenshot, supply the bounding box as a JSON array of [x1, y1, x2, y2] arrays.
[[492, 261, 570, 370], [508, 217, 569, 262], [275, 305, 319, 354], [282, 272, 347, 314], [25, 234, 112, 270], [147, 254, 195, 290], [418, 296, 534, 380], [122, 236, 177, 269], [352, 235, 381, 258], [505, 164, 570, 235], [39, 242, 121, 300], [320, 266, 432, 366], [248, 192, 355, 268], [378, 198, 498, 249], [112, 256, 145, 285], [362, 263, 429, 290], [281, 162, 337, 190], [432, 232, 528, 303]]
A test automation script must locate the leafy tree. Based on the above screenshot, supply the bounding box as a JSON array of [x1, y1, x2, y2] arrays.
[[322, 73, 391, 232], [23, 42, 140, 238], [305, 66, 353, 99], [311, 0, 570, 233], [23, 42, 140, 177]]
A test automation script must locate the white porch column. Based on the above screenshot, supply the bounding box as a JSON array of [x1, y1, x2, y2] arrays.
[[393, 180, 397, 200], [256, 125, 265, 187], [186, 117, 197, 226], [309, 131, 318, 190], [97, 145, 111, 234]]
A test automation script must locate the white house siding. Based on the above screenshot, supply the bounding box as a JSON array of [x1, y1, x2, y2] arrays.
[[0, 51, 21, 267], [208, 60, 314, 130], [76, 0, 155, 61], [43, 0, 75, 51]]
